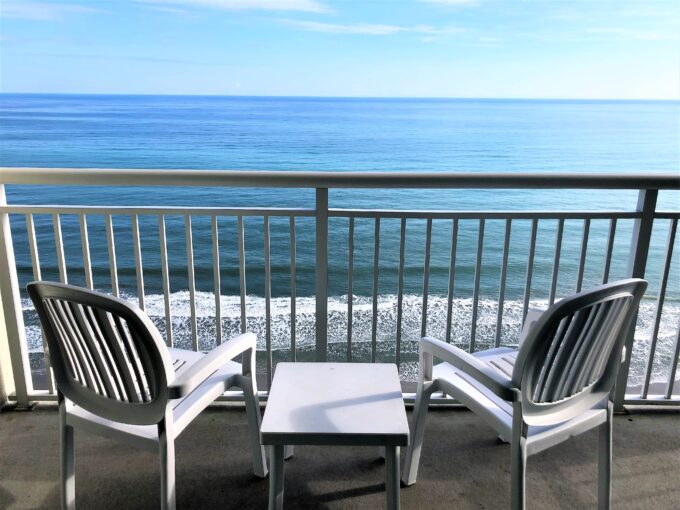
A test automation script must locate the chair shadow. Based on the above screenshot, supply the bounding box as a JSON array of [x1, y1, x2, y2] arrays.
[[314, 482, 386, 503]]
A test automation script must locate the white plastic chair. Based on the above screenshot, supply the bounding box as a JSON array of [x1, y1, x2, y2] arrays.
[[402, 278, 647, 510], [28, 281, 268, 510]]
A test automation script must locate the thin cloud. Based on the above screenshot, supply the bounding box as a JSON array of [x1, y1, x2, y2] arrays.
[[138, 0, 330, 14], [419, 0, 479, 5], [13, 53, 226, 66], [283, 20, 404, 35], [587, 27, 679, 41], [0, 1, 108, 21], [281, 19, 463, 36], [617, 5, 680, 19], [142, 5, 196, 16]]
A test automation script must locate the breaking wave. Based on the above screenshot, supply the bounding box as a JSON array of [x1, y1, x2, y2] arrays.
[[22, 291, 679, 386]]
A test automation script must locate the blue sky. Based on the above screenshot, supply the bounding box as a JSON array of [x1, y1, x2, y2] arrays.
[[1, 0, 678, 99]]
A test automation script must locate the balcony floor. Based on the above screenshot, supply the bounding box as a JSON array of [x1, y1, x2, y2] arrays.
[[0, 405, 678, 509]]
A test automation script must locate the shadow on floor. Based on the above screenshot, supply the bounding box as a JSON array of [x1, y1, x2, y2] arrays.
[[0, 405, 678, 509]]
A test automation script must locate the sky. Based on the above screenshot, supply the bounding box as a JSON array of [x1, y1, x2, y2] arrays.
[[0, 0, 679, 99]]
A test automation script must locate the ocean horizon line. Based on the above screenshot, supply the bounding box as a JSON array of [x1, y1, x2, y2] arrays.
[[1, 92, 678, 103]]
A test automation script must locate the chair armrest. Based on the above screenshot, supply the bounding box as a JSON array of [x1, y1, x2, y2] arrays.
[[420, 337, 517, 401], [167, 333, 257, 399]]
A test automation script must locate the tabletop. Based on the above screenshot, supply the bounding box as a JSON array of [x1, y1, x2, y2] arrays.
[[260, 363, 409, 447]]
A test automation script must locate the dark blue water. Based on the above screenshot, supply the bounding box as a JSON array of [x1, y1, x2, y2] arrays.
[[1, 94, 678, 382]]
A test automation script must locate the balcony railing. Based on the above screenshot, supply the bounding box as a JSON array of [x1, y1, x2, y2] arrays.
[[1, 167, 678, 410]]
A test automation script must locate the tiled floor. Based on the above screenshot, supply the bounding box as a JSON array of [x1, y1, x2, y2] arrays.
[[1, 405, 678, 509]]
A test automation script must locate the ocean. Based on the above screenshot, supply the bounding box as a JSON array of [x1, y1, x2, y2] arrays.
[[1, 94, 678, 386]]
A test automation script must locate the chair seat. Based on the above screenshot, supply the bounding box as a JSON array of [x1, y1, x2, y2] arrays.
[[66, 348, 243, 451], [433, 347, 607, 452]]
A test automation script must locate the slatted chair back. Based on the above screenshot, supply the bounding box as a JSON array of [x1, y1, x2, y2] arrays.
[[28, 282, 175, 425], [512, 278, 646, 426]]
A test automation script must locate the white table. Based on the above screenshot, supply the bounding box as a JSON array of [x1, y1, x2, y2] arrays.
[[260, 363, 409, 510]]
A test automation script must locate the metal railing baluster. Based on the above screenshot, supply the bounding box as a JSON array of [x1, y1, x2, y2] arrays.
[[158, 215, 173, 347], [602, 218, 617, 284], [522, 219, 538, 325], [290, 216, 297, 362], [641, 218, 677, 398], [264, 216, 272, 386], [371, 218, 380, 363], [79, 215, 93, 289], [238, 216, 247, 334], [576, 218, 590, 293], [105, 214, 118, 297], [470, 219, 485, 353], [445, 219, 458, 344], [53, 214, 68, 284], [211, 215, 222, 345], [184, 215, 198, 351], [315, 189, 329, 362], [347, 217, 354, 361], [548, 218, 564, 306], [495, 219, 511, 348], [26, 214, 41, 282], [421, 219, 432, 338], [396, 218, 406, 366], [131, 214, 145, 311]]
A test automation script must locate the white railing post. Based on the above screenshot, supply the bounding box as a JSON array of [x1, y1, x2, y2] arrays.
[[315, 188, 329, 361], [614, 188, 657, 411], [0, 184, 33, 408]]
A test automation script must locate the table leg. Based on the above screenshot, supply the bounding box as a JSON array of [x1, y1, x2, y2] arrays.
[[268, 445, 285, 510], [284, 445, 294, 460], [385, 446, 400, 510]]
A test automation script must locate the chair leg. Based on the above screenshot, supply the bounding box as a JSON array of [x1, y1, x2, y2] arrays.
[[60, 406, 75, 510], [159, 418, 176, 510], [242, 373, 268, 478], [401, 382, 435, 486], [510, 401, 527, 510], [510, 436, 527, 510], [598, 402, 613, 510]]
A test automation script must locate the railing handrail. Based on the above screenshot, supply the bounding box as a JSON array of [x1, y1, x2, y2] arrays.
[[2, 167, 680, 190]]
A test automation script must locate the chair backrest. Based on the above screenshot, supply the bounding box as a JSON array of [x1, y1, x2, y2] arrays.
[[512, 278, 646, 426], [28, 282, 175, 425]]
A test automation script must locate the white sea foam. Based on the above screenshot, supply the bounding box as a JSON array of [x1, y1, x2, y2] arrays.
[[22, 291, 679, 385]]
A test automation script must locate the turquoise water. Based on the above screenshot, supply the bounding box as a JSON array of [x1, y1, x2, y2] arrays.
[[1, 94, 678, 384]]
